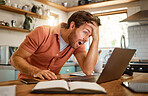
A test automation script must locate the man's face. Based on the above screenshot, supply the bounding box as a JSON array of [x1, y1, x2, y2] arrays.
[[68, 23, 93, 49]]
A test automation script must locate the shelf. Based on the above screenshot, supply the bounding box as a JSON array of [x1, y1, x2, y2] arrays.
[[0, 25, 29, 33], [35, 0, 139, 12], [0, 5, 49, 20], [0, 4, 59, 33], [35, 0, 67, 12]]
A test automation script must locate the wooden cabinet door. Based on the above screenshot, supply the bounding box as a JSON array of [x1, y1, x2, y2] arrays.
[[60, 66, 76, 74], [0, 69, 15, 82]]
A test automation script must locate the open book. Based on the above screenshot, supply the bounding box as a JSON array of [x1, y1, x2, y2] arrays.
[[31, 80, 106, 94]]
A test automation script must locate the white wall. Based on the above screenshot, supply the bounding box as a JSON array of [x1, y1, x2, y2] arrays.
[[0, 0, 67, 47]]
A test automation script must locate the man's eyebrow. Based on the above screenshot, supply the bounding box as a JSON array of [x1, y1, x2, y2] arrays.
[[86, 29, 90, 33]]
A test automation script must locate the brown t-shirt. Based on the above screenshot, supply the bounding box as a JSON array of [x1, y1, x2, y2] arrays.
[[17, 23, 86, 79]]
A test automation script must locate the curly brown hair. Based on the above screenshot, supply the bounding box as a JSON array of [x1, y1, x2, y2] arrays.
[[66, 11, 101, 29]]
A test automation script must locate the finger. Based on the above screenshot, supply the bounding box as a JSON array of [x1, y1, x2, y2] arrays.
[[46, 73, 55, 80], [87, 23, 96, 28], [91, 21, 98, 26], [43, 73, 52, 80], [47, 71, 57, 79], [88, 21, 98, 27], [87, 24, 97, 33], [87, 23, 98, 33], [38, 74, 45, 80], [48, 71, 57, 79]]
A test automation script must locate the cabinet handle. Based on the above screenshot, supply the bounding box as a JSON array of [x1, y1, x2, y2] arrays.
[[66, 69, 70, 72]]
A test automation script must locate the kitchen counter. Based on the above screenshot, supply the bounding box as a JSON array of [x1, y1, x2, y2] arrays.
[[129, 62, 148, 65], [128, 62, 148, 72], [64, 62, 78, 66], [0, 72, 148, 96], [0, 64, 15, 70], [0, 62, 79, 82]]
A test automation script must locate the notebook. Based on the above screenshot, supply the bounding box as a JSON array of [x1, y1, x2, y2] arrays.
[[66, 48, 136, 84], [31, 80, 107, 94]]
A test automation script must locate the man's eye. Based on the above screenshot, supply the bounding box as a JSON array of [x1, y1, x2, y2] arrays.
[[84, 31, 87, 34]]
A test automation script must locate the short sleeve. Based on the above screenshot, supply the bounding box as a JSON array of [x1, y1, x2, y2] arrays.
[[73, 44, 86, 55], [20, 26, 45, 54]]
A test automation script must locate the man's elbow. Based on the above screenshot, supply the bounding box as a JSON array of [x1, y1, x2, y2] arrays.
[[9, 55, 13, 65], [9, 54, 16, 66], [83, 70, 93, 75]]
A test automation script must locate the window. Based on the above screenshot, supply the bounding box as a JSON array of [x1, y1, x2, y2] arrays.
[[48, 12, 59, 26], [88, 10, 128, 49]]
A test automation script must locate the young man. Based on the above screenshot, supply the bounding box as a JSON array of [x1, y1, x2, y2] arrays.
[[10, 11, 101, 80]]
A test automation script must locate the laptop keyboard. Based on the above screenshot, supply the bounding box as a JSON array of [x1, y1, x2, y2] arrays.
[[69, 71, 100, 76]]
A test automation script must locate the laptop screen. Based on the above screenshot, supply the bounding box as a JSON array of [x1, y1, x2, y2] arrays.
[[97, 48, 136, 84]]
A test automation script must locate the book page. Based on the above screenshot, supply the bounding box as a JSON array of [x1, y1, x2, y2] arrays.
[[68, 81, 106, 93], [32, 80, 69, 91]]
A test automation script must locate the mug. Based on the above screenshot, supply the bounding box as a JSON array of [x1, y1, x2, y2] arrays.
[[5, 0, 11, 6], [62, 2, 67, 7], [17, 4, 22, 9], [5, 22, 10, 26], [11, 3, 17, 8], [22, 5, 27, 11], [0, 21, 5, 26]]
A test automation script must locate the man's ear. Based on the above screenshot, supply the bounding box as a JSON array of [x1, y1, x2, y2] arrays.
[[69, 21, 75, 30]]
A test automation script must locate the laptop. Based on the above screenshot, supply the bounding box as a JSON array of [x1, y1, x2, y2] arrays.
[[65, 48, 136, 84]]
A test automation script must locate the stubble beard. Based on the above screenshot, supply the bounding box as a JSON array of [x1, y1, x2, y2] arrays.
[[68, 29, 77, 49]]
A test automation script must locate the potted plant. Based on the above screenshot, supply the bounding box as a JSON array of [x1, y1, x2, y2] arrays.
[[0, 0, 5, 5]]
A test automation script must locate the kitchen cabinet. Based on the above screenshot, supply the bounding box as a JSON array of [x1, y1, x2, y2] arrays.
[[0, 69, 19, 82], [76, 65, 82, 72], [0, 66, 77, 80], [0, 63, 78, 81], [60, 66, 76, 74], [60, 62, 82, 74], [0, 65, 19, 82], [15, 70, 19, 80]]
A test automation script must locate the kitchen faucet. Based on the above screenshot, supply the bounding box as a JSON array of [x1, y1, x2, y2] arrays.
[[120, 35, 126, 48]]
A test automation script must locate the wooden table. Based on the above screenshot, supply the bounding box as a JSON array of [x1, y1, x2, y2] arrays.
[[0, 72, 148, 96]]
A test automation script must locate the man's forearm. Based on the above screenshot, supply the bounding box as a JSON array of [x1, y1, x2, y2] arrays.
[[83, 39, 99, 75], [10, 56, 41, 77]]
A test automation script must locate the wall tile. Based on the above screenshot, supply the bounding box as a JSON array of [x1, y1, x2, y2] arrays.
[[128, 24, 148, 59]]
